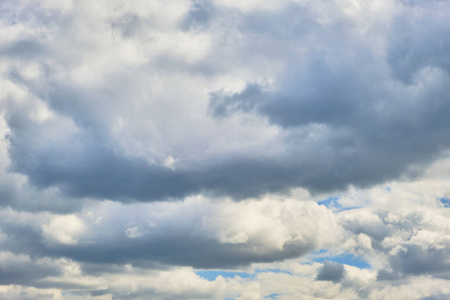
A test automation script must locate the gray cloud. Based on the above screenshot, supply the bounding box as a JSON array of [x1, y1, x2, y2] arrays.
[[3, 0, 449, 202], [387, 244, 450, 279], [316, 261, 346, 283], [7, 128, 197, 201], [47, 236, 313, 269], [0, 40, 45, 59], [337, 206, 450, 281], [181, 0, 216, 30], [44, 199, 336, 269], [0, 255, 62, 286], [388, 0, 450, 83], [0, 198, 337, 270], [0, 0, 450, 298], [422, 295, 450, 300], [209, 36, 450, 194], [209, 84, 264, 118]]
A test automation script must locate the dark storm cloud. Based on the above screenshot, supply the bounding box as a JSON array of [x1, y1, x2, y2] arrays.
[[316, 261, 346, 283]]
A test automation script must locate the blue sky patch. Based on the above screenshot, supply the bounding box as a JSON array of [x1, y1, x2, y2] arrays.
[[317, 197, 359, 212], [254, 268, 293, 276], [318, 197, 339, 207], [264, 293, 283, 299], [440, 198, 450, 207], [196, 268, 293, 282], [196, 270, 252, 281], [309, 251, 371, 269]]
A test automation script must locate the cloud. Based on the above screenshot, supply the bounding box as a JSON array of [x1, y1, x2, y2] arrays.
[[0, 252, 63, 286], [387, 0, 450, 83], [0, 179, 448, 298], [42, 215, 85, 245], [209, 27, 450, 194], [0, 0, 450, 299], [37, 197, 339, 268], [2, 0, 449, 202], [387, 244, 450, 279], [316, 261, 346, 283], [0, 1, 398, 201]]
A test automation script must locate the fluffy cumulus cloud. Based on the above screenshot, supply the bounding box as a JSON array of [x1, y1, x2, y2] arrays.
[[0, 0, 449, 299]]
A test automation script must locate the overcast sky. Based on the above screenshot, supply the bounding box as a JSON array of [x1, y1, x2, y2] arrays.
[[0, 0, 449, 299]]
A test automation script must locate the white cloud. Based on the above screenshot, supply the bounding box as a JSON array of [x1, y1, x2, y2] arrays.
[[42, 215, 85, 245], [0, 0, 450, 299], [124, 226, 142, 238]]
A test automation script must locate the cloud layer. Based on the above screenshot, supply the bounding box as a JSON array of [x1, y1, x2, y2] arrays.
[[2, 0, 449, 201], [0, 0, 449, 299]]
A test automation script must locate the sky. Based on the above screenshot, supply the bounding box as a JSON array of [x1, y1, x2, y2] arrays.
[[0, 0, 449, 299]]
